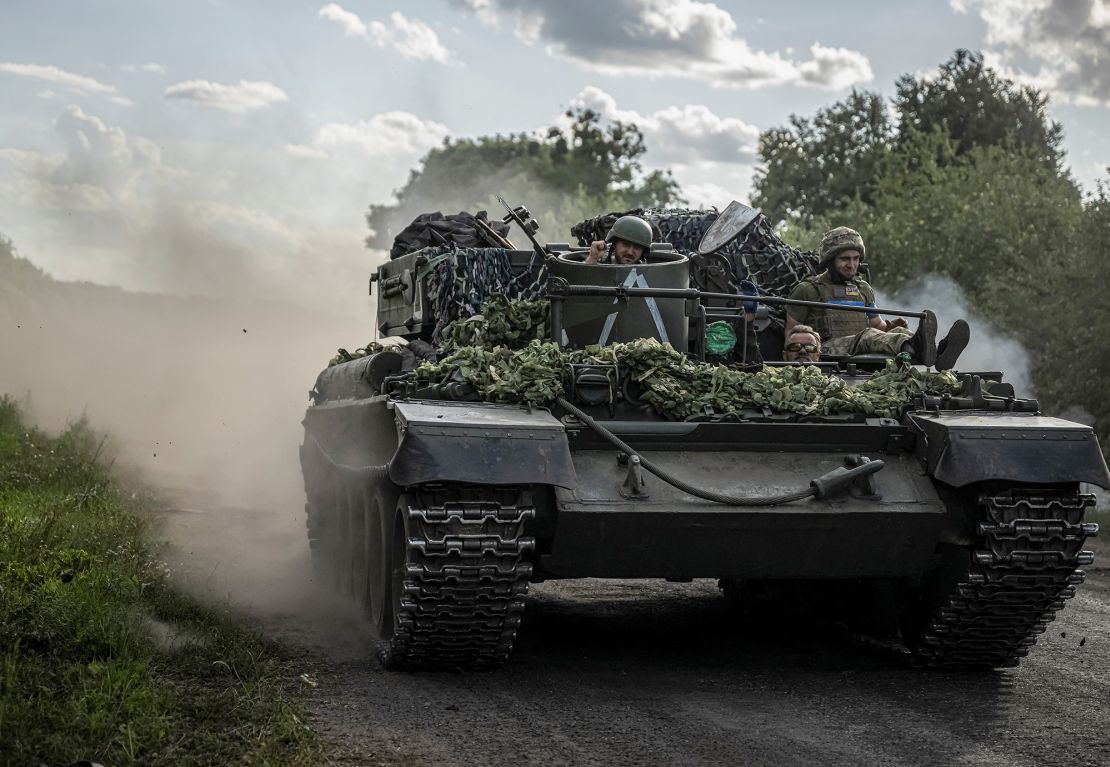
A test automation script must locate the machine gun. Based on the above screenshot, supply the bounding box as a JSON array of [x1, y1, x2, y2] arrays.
[[498, 195, 547, 262]]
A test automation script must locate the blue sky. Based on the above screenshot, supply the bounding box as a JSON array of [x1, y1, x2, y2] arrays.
[[1, 0, 1106, 309]]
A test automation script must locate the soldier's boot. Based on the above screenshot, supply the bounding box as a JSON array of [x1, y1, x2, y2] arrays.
[[935, 319, 971, 371], [900, 310, 938, 367]]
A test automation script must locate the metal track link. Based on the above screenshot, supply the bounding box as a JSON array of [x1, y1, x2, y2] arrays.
[[384, 490, 535, 670], [912, 488, 1098, 669]]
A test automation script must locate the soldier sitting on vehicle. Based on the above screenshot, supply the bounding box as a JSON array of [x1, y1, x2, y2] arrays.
[[784, 227, 970, 370], [585, 215, 652, 265], [783, 324, 821, 364]]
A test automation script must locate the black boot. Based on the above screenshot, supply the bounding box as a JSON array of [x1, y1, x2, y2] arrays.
[[935, 319, 970, 371], [904, 310, 938, 367]]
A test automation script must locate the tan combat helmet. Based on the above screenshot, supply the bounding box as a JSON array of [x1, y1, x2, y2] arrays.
[[820, 226, 866, 266]]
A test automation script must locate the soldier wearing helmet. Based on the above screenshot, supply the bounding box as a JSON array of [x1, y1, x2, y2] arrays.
[[585, 215, 653, 265], [784, 226, 970, 370]]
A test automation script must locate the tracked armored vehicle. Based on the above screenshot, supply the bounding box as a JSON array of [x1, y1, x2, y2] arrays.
[[301, 201, 1108, 670]]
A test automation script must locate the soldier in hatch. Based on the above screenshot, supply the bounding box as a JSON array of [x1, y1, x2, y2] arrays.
[[784, 227, 971, 370], [585, 215, 652, 265]]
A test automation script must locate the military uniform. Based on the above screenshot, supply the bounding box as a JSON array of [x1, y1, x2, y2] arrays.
[[788, 272, 912, 357]]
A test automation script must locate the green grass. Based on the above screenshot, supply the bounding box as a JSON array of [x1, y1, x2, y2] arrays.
[[0, 396, 322, 766]]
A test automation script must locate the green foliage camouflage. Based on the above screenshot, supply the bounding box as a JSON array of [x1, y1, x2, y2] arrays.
[[441, 295, 550, 352], [414, 330, 960, 420]]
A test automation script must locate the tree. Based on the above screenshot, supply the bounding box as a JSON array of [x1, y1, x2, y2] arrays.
[[754, 50, 1109, 458], [754, 51, 1067, 227], [810, 132, 1110, 452], [365, 108, 681, 250], [751, 90, 892, 225], [850, 132, 1083, 332], [1036, 182, 1110, 449], [894, 49, 1064, 171]]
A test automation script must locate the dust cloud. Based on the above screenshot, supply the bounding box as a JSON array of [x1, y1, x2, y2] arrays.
[[0, 251, 376, 621]]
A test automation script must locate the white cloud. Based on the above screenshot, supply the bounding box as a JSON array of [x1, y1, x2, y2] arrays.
[[449, 0, 500, 27], [311, 111, 450, 158], [164, 79, 289, 113], [318, 3, 367, 36], [453, 0, 872, 89], [318, 4, 456, 64], [560, 87, 759, 206], [1, 62, 117, 94], [955, 0, 1110, 106], [567, 86, 759, 164], [49, 105, 161, 191]]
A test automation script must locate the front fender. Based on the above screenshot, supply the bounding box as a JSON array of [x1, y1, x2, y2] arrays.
[[910, 412, 1110, 489], [388, 400, 577, 488]]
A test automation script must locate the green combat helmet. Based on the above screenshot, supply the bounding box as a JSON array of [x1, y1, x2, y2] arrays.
[[606, 215, 653, 249], [820, 226, 865, 265]]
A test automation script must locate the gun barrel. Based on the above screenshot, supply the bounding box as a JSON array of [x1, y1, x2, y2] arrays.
[[551, 283, 927, 320]]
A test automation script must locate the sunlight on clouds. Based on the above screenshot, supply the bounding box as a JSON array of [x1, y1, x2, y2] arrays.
[[164, 79, 289, 113], [957, 0, 1110, 107], [451, 0, 872, 89], [560, 87, 758, 208], [1, 62, 117, 94], [312, 111, 450, 157], [448, 0, 499, 27], [50, 105, 161, 190], [319, 4, 456, 65], [567, 86, 759, 164]]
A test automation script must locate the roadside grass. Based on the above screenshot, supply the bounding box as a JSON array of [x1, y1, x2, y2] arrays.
[[0, 396, 322, 766]]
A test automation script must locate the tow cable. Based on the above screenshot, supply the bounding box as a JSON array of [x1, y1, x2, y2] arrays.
[[555, 396, 884, 507]]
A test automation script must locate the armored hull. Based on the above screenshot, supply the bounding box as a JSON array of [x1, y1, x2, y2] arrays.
[[302, 239, 1108, 670]]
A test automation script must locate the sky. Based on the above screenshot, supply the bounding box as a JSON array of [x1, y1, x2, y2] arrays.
[[1, 0, 1107, 311]]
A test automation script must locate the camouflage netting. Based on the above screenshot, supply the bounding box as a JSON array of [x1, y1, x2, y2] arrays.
[[419, 246, 547, 341], [570, 208, 821, 298], [388, 210, 510, 260], [413, 298, 961, 420]]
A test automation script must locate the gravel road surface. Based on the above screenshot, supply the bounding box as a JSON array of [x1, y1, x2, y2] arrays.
[[161, 505, 1110, 767]]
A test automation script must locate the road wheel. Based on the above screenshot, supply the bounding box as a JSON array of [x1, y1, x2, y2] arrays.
[[349, 480, 374, 615], [368, 482, 402, 639], [331, 478, 357, 595]]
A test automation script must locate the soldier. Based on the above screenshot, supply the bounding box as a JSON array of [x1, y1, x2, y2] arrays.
[[785, 227, 970, 370], [585, 215, 653, 265], [783, 324, 821, 364]]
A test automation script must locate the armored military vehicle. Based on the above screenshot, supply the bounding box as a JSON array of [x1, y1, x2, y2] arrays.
[[301, 201, 1107, 670]]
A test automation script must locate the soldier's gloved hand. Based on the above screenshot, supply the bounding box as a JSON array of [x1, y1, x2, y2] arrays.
[[739, 279, 759, 314]]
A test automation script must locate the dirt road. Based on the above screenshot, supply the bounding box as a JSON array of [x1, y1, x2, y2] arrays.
[[161, 506, 1110, 767]]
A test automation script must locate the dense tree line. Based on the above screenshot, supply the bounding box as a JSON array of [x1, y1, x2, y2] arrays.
[[753, 49, 1109, 451]]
